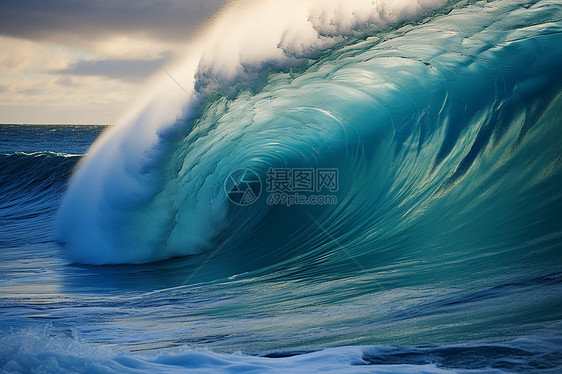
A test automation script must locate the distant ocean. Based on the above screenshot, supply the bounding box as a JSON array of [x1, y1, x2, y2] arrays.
[[2, 0, 562, 372]]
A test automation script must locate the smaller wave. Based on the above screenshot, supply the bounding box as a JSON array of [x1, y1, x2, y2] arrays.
[[0, 151, 83, 158], [0, 151, 82, 179], [1, 329, 560, 374], [0, 152, 81, 189], [0, 151, 82, 214]]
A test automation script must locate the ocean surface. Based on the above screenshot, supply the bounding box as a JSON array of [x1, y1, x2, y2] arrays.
[[2, 0, 562, 372]]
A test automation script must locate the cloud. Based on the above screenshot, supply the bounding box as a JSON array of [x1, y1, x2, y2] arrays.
[[0, 0, 226, 44], [56, 77, 77, 87], [55, 54, 171, 83], [18, 88, 42, 95], [0, 73, 144, 124], [0, 0, 227, 124]]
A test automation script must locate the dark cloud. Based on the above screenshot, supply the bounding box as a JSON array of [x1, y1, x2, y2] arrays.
[[18, 88, 42, 95], [56, 77, 77, 87], [0, 0, 226, 43], [55, 54, 172, 83]]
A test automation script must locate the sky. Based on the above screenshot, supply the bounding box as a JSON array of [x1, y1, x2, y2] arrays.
[[0, 0, 226, 125]]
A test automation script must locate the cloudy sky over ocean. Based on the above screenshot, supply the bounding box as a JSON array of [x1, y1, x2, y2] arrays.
[[0, 0, 226, 125]]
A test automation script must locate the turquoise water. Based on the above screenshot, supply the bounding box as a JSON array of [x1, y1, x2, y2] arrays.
[[2, 0, 562, 372]]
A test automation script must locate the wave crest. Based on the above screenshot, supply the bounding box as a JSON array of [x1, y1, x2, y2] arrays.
[[56, 0, 562, 267]]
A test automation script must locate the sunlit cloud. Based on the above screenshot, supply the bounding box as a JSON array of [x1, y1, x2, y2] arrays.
[[0, 0, 226, 124]]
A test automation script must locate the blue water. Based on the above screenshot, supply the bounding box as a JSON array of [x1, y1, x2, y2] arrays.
[[2, 0, 562, 372]]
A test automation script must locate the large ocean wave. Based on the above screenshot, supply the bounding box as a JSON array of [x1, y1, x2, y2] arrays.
[[56, 0, 562, 272]]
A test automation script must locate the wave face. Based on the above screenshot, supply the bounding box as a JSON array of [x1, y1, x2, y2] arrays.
[[57, 0, 562, 271]]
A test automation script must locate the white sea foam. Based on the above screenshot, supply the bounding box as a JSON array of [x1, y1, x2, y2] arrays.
[[0, 329, 495, 374]]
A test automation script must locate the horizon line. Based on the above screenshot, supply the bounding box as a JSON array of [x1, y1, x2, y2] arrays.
[[0, 123, 112, 126]]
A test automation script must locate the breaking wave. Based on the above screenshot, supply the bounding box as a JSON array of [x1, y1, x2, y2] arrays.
[[55, 0, 562, 293]]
